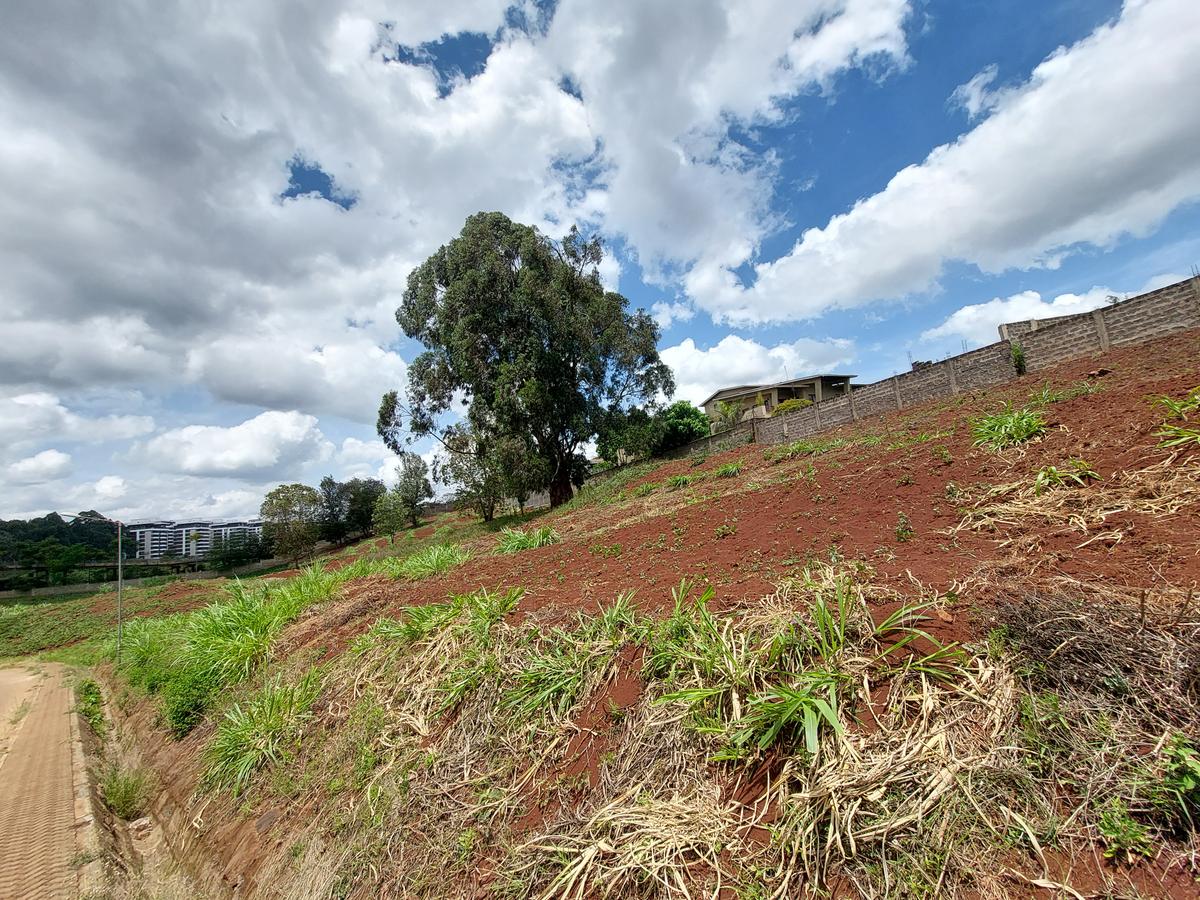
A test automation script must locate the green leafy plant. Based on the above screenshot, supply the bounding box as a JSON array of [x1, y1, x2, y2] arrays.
[[1153, 386, 1200, 449], [971, 404, 1047, 449], [204, 670, 322, 796], [496, 526, 560, 555], [589, 543, 623, 559], [1010, 341, 1027, 375], [1156, 423, 1200, 448], [1154, 386, 1200, 420], [76, 678, 106, 739], [894, 512, 914, 543], [714, 462, 742, 478], [771, 398, 813, 417], [1154, 733, 1200, 829], [632, 481, 658, 497], [721, 676, 843, 759], [714, 523, 737, 538], [1033, 458, 1099, 494], [666, 474, 695, 490], [100, 765, 154, 820], [1096, 798, 1153, 862], [931, 445, 953, 465]]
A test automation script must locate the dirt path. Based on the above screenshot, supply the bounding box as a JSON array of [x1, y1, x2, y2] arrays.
[[0, 665, 77, 899]]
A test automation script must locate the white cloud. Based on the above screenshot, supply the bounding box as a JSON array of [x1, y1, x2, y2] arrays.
[[94, 475, 127, 501], [0, 392, 154, 448], [136, 411, 333, 480], [949, 64, 1000, 119], [6, 449, 72, 484], [661, 334, 856, 405], [921, 271, 1186, 347], [689, 0, 1200, 323]]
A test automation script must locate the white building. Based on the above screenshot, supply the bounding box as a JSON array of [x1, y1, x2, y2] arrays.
[[128, 519, 264, 560]]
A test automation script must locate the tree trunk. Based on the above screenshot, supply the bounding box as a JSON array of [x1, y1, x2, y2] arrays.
[[549, 468, 573, 507]]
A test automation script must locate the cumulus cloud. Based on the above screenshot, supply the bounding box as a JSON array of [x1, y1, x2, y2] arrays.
[[690, 0, 1200, 323], [0, 392, 154, 448], [661, 334, 856, 405], [136, 411, 333, 480], [6, 449, 73, 484]]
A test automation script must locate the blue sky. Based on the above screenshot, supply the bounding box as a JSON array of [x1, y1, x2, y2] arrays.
[[1, 0, 1198, 520]]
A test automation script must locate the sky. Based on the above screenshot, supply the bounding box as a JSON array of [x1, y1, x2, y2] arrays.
[[2, 0, 1199, 522]]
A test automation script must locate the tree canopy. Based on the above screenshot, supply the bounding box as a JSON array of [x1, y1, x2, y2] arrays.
[[260, 483, 321, 563], [379, 212, 673, 506]]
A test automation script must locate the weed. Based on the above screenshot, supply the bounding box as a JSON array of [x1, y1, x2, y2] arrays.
[[894, 512, 914, 543], [1153, 733, 1200, 829], [204, 669, 322, 796], [971, 403, 1046, 449], [1156, 423, 1200, 449], [720, 675, 844, 760], [715, 523, 737, 539], [931, 445, 953, 465], [690, 454, 709, 468], [666, 474, 695, 490], [589, 543, 623, 559], [714, 462, 742, 478], [1096, 798, 1153, 862], [100, 765, 153, 819], [76, 678, 106, 738], [766, 438, 845, 463], [896, 474, 914, 486], [1010, 341, 1026, 375], [1033, 458, 1099, 494], [1154, 385, 1200, 420], [496, 527, 559, 555], [632, 481, 657, 497]]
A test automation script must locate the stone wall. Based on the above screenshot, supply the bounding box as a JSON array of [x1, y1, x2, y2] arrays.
[[663, 276, 1199, 458]]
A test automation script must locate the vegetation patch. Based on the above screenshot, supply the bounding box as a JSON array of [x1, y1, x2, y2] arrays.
[[971, 403, 1047, 449], [100, 765, 154, 820], [495, 527, 560, 555], [76, 678, 106, 739]]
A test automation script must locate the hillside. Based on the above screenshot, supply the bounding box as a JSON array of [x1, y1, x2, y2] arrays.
[[92, 326, 1200, 899]]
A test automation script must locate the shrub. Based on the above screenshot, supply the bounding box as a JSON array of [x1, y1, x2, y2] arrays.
[[100, 765, 153, 820], [713, 462, 742, 478], [1010, 342, 1027, 375], [771, 398, 813, 417], [204, 670, 322, 796], [1096, 798, 1153, 862], [971, 404, 1046, 449], [495, 526, 560, 555], [76, 679, 106, 739]]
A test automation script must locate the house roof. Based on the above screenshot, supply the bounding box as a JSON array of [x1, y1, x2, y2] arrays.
[[699, 374, 856, 409]]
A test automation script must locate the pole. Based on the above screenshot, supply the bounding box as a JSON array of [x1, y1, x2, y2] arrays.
[[116, 521, 123, 665]]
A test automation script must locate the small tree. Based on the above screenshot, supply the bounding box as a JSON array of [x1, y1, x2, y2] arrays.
[[345, 478, 387, 535], [394, 452, 434, 528], [496, 437, 548, 514], [434, 427, 507, 522], [655, 401, 710, 452], [713, 400, 743, 433], [260, 483, 321, 564], [372, 490, 409, 544]]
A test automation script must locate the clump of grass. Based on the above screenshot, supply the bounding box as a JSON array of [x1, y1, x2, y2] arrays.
[[766, 437, 845, 462], [1010, 341, 1027, 375], [714, 462, 742, 478], [204, 669, 322, 796], [100, 765, 154, 819], [76, 678, 106, 739], [589, 543, 622, 559], [632, 481, 657, 497], [1155, 384, 1200, 449], [1033, 458, 1098, 494], [495, 527, 559, 555], [971, 403, 1046, 449], [1029, 380, 1103, 406], [666, 473, 695, 490], [389, 543, 473, 577]]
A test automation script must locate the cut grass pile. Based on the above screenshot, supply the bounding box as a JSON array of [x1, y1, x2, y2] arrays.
[[495, 526, 560, 555]]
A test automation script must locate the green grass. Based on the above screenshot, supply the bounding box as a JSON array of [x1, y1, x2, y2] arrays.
[[666, 474, 695, 490], [765, 437, 846, 462], [1033, 458, 1098, 494], [713, 462, 742, 478], [971, 404, 1047, 449], [495, 527, 560, 555], [384, 543, 473, 578], [100, 765, 154, 819], [1096, 798, 1153, 862], [204, 669, 322, 796]]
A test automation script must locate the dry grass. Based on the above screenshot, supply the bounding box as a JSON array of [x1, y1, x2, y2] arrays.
[[954, 455, 1200, 546]]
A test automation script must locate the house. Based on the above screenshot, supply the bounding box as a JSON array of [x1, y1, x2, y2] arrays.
[[700, 374, 855, 424]]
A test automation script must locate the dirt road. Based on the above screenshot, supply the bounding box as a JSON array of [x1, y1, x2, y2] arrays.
[[0, 665, 77, 899]]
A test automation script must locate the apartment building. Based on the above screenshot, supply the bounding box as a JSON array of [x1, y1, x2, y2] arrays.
[[129, 519, 264, 560]]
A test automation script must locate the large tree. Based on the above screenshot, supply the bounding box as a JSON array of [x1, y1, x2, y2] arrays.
[[260, 483, 321, 563], [379, 212, 673, 506], [394, 452, 434, 528]]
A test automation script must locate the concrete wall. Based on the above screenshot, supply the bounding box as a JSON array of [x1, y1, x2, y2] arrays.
[[662, 276, 1200, 458], [1017, 277, 1200, 371]]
